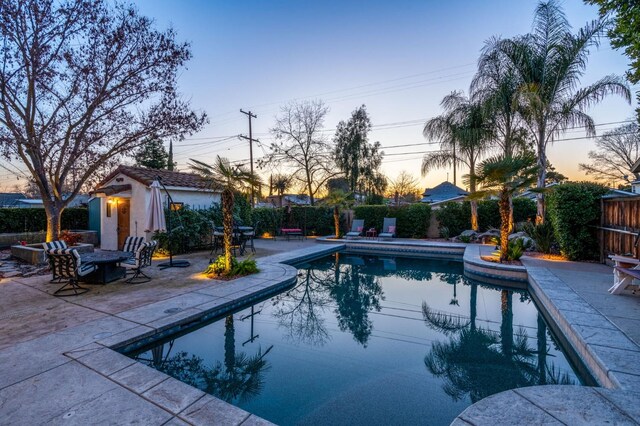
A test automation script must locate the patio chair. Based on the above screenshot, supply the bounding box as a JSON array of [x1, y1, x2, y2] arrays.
[[145, 240, 158, 267], [242, 221, 259, 254], [122, 236, 145, 254], [378, 217, 397, 240], [210, 221, 224, 255], [122, 242, 153, 284], [43, 240, 68, 283], [45, 248, 96, 297], [345, 219, 365, 239]]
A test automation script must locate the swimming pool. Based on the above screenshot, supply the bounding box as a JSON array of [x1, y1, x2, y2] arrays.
[[128, 253, 585, 425]]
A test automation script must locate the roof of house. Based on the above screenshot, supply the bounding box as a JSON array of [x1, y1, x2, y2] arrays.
[[631, 157, 640, 174], [602, 188, 639, 198], [16, 199, 43, 205], [421, 181, 468, 203], [0, 192, 27, 206], [97, 165, 211, 190]]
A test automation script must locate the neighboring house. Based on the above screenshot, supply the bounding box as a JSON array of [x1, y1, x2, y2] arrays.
[[92, 165, 221, 250], [517, 182, 561, 200], [420, 181, 469, 206], [14, 199, 44, 208], [631, 158, 640, 194], [265, 194, 311, 207], [66, 193, 91, 208], [602, 188, 638, 198], [0, 192, 27, 208]]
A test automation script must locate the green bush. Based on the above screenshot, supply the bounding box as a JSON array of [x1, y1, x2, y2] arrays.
[[435, 199, 536, 236], [353, 205, 388, 233], [506, 239, 526, 261], [435, 202, 469, 236], [353, 204, 431, 238], [290, 206, 334, 236], [512, 198, 537, 225], [546, 182, 608, 261], [0, 207, 88, 233], [251, 208, 283, 236], [523, 222, 555, 254], [204, 255, 259, 278]]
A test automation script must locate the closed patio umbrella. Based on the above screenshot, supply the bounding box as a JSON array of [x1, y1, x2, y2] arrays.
[[145, 180, 166, 233]]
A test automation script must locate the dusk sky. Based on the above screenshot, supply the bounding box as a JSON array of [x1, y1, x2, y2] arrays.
[[5, 0, 634, 191]]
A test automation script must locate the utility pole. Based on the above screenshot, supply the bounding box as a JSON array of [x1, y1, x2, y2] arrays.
[[240, 109, 257, 207]]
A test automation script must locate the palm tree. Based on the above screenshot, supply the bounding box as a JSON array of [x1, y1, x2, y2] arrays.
[[491, 0, 631, 223], [323, 189, 351, 238], [471, 39, 530, 159], [272, 174, 290, 207], [468, 154, 538, 261], [191, 156, 261, 272], [423, 92, 493, 230]]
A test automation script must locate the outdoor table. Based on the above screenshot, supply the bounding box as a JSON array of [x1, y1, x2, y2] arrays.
[[80, 250, 132, 284], [366, 229, 378, 240], [214, 226, 254, 255]]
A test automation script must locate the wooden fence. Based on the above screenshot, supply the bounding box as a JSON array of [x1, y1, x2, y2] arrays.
[[599, 197, 640, 262]]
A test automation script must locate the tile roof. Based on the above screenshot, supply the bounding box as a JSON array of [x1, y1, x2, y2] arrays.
[[97, 165, 212, 190], [421, 181, 468, 203]]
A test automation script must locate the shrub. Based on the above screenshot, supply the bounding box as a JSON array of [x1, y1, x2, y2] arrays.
[[546, 182, 608, 260], [251, 208, 283, 236], [290, 206, 334, 236], [204, 255, 259, 278], [439, 226, 450, 239], [353, 205, 388, 233], [523, 222, 555, 254], [512, 198, 537, 224], [0, 207, 88, 233], [353, 204, 431, 238], [392, 203, 431, 238], [506, 239, 526, 261], [459, 234, 472, 243], [59, 230, 83, 246], [435, 199, 536, 236], [435, 202, 469, 236]]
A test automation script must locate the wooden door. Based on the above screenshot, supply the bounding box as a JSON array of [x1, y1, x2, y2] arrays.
[[117, 199, 130, 249]]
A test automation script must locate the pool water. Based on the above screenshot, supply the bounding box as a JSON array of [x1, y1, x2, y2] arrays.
[[129, 253, 584, 425]]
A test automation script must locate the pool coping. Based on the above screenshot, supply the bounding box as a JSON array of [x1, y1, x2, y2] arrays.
[[7, 239, 636, 425], [101, 241, 640, 424]]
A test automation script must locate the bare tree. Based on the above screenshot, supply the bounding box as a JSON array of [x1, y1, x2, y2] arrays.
[[387, 171, 422, 202], [260, 100, 335, 205], [579, 122, 640, 185], [0, 0, 206, 240]]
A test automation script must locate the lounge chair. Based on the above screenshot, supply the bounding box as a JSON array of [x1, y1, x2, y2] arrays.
[[345, 219, 365, 239], [378, 217, 397, 240]]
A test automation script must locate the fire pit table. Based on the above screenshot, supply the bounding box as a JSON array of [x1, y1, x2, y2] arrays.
[[80, 250, 132, 284]]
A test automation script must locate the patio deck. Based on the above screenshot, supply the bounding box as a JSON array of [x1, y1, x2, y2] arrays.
[[1, 239, 639, 425]]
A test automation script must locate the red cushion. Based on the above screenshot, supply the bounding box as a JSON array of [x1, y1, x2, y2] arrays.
[[388, 225, 396, 233], [357, 226, 363, 232]]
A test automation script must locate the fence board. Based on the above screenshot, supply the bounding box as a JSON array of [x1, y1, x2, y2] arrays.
[[600, 197, 640, 261]]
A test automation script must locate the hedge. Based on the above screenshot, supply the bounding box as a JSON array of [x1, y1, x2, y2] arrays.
[[353, 204, 432, 238], [435, 198, 537, 236], [0, 207, 88, 233], [251, 206, 336, 237], [546, 182, 608, 261]]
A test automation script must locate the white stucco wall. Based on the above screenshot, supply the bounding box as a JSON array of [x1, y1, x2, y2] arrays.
[[98, 173, 221, 250]]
